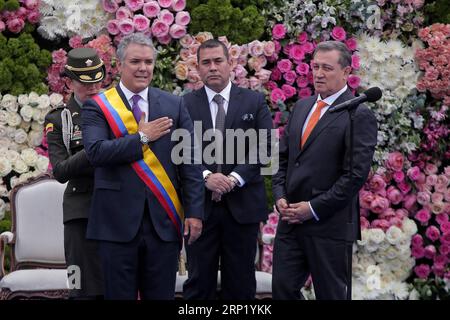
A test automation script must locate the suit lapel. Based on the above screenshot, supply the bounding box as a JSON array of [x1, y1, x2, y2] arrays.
[[299, 89, 354, 155], [148, 87, 161, 121], [225, 84, 241, 129], [194, 88, 213, 131]]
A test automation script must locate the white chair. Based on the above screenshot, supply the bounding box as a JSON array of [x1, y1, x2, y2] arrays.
[[0, 174, 69, 299]]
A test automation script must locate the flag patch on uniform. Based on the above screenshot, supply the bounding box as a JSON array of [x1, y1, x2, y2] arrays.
[[45, 123, 54, 134]]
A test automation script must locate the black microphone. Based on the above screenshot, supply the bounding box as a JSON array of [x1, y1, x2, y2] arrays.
[[329, 87, 382, 113]]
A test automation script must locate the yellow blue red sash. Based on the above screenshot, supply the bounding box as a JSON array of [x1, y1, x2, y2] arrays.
[[93, 87, 184, 240]]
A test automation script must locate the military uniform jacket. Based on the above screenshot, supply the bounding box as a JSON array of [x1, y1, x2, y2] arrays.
[[44, 96, 94, 223]]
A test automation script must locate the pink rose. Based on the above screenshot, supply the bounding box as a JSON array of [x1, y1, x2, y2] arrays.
[[415, 208, 431, 225], [407, 166, 421, 181], [270, 88, 286, 104], [386, 186, 402, 205], [27, 11, 40, 24], [360, 216, 370, 229], [345, 38, 358, 51], [439, 244, 450, 256], [263, 41, 275, 57], [169, 24, 186, 39], [389, 217, 403, 228], [268, 212, 279, 226], [369, 174, 386, 193], [151, 19, 169, 37], [69, 35, 83, 48], [0, 21, 5, 33], [441, 232, 450, 245], [235, 77, 249, 89], [143, 1, 161, 18], [412, 246, 425, 259], [414, 264, 431, 279], [347, 75, 360, 89], [417, 191, 431, 206], [249, 40, 264, 57], [360, 190, 374, 209], [371, 219, 390, 231], [296, 76, 309, 88], [282, 84, 296, 98], [289, 45, 305, 61], [298, 87, 312, 98], [283, 71, 297, 85], [402, 194, 417, 211], [424, 163, 438, 175], [297, 32, 308, 44], [331, 26, 346, 41], [370, 196, 389, 214], [424, 245, 437, 259], [255, 69, 271, 83], [301, 42, 315, 54], [175, 11, 190, 26], [379, 208, 395, 219], [425, 225, 440, 242], [431, 192, 444, 203], [158, 9, 174, 25], [296, 63, 309, 76], [158, 0, 172, 8], [265, 81, 278, 91], [179, 34, 194, 48], [102, 0, 119, 13], [249, 77, 262, 91], [436, 213, 449, 225], [116, 6, 132, 20], [412, 234, 424, 247], [277, 59, 292, 73], [397, 181, 411, 194], [7, 18, 25, 33], [262, 224, 275, 235], [24, 0, 39, 10], [133, 15, 150, 32], [441, 222, 450, 234], [386, 152, 404, 171], [393, 171, 405, 183], [52, 49, 67, 65], [233, 64, 248, 79], [118, 19, 135, 35], [351, 55, 360, 69], [172, 0, 186, 12], [272, 24, 287, 40], [125, 0, 144, 11], [270, 68, 281, 81]]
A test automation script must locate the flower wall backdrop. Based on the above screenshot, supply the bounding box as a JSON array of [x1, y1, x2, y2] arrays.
[[0, 0, 449, 299]]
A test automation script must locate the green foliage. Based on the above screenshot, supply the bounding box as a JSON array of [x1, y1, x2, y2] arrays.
[[0, 214, 11, 235], [0, 33, 51, 95], [1, 0, 19, 11], [424, 0, 450, 24], [264, 176, 274, 211], [412, 278, 450, 300], [189, 0, 265, 44], [152, 44, 180, 93]]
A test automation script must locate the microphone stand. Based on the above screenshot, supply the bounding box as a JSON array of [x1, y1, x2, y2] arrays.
[[346, 103, 359, 300]]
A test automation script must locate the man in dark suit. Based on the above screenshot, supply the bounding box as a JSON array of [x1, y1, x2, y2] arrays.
[[182, 39, 273, 299], [272, 41, 378, 300], [44, 48, 104, 299], [81, 33, 204, 300]]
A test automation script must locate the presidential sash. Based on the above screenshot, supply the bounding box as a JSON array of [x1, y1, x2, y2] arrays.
[[93, 87, 184, 240]]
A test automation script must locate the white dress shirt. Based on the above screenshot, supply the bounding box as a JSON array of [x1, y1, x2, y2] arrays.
[[305, 85, 348, 221], [119, 81, 149, 122], [202, 81, 245, 187]]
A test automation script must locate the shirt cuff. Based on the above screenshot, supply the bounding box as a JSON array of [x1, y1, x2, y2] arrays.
[[308, 202, 319, 221], [230, 172, 245, 187], [203, 170, 212, 179]]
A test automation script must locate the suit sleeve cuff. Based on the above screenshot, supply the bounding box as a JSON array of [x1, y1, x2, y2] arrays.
[[230, 171, 245, 187], [308, 202, 319, 221]]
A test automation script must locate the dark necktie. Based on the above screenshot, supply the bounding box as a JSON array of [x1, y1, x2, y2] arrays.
[[213, 94, 226, 173], [131, 94, 142, 122]]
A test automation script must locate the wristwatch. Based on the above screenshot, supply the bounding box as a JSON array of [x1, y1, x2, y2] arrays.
[[138, 131, 149, 144]]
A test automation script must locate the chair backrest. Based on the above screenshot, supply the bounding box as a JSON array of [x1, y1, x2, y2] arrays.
[[9, 174, 66, 269]]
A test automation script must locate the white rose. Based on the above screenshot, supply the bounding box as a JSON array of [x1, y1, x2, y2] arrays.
[[27, 130, 43, 147], [0, 124, 6, 138], [6, 149, 20, 162], [408, 289, 420, 300], [369, 228, 385, 244], [14, 128, 28, 144], [35, 155, 49, 173], [391, 282, 409, 300], [20, 120, 31, 131], [20, 105, 34, 122], [0, 198, 6, 220], [383, 246, 399, 260], [0, 183, 7, 197], [5, 125, 15, 139], [385, 226, 404, 245], [32, 108, 41, 122], [402, 218, 418, 237], [28, 92, 40, 107], [31, 121, 43, 131], [2, 94, 18, 113], [38, 109, 50, 123], [7, 112, 22, 127], [37, 95, 50, 109], [18, 172, 32, 183], [17, 94, 29, 106], [0, 138, 10, 149], [0, 110, 8, 125], [21, 148, 38, 166], [9, 176, 19, 189], [49, 93, 64, 108], [0, 156, 12, 177], [13, 158, 29, 174]]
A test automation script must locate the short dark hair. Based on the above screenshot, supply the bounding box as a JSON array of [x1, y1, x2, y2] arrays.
[[197, 39, 229, 63], [313, 41, 351, 68]]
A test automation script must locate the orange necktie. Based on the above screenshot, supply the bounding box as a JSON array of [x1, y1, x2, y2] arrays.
[[301, 100, 328, 148]]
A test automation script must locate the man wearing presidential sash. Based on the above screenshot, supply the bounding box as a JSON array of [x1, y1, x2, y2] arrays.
[[81, 33, 204, 300]]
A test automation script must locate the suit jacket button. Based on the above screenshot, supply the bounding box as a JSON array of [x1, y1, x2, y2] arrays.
[[295, 162, 300, 167], [72, 187, 76, 191]]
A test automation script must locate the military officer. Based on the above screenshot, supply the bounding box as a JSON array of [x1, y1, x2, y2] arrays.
[[44, 48, 105, 299]]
